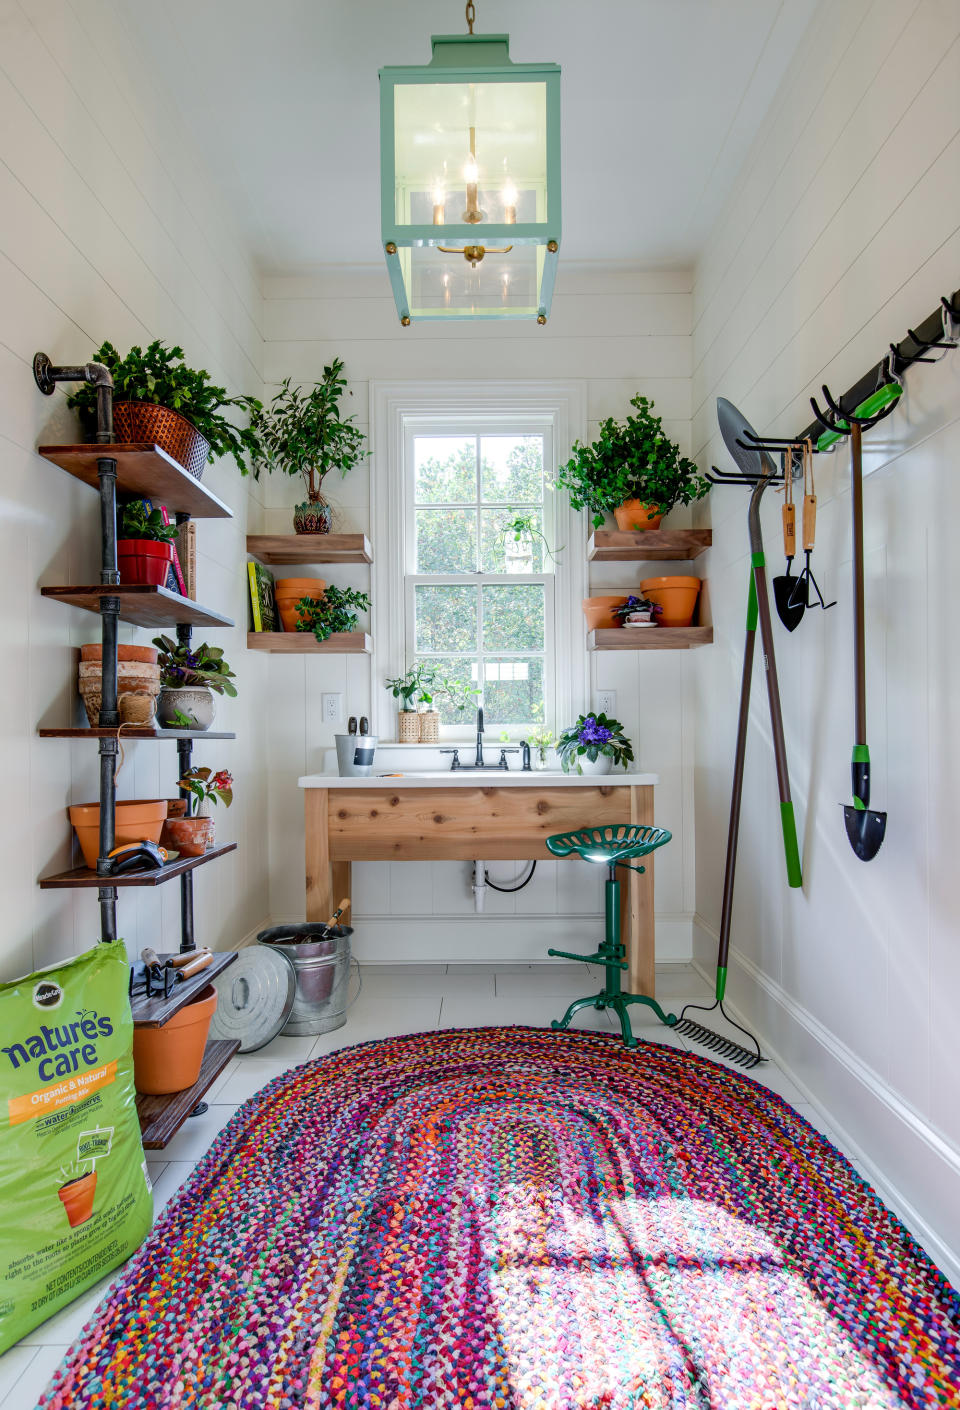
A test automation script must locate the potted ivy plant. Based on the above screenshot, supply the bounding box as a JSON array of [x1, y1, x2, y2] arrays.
[[294, 586, 371, 641], [116, 501, 179, 586], [556, 712, 634, 776], [246, 360, 367, 533], [152, 636, 238, 730], [67, 340, 261, 481], [555, 394, 709, 532]]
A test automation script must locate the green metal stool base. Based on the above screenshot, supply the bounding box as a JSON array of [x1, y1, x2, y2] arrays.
[[545, 825, 677, 1049]]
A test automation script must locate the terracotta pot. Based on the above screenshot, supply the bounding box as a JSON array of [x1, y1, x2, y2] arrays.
[[160, 798, 188, 849], [68, 799, 167, 870], [78, 662, 161, 726], [275, 578, 326, 633], [582, 597, 627, 632], [113, 401, 210, 481], [132, 984, 218, 1095], [157, 686, 216, 731], [293, 500, 332, 535], [58, 1171, 97, 1228], [639, 575, 702, 628], [117, 539, 174, 587], [80, 644, 158, 665], [164, 816, 212, 858], [615, 500, 663, 532]]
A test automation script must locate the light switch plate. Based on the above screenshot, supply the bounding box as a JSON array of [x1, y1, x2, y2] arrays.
[[597, 690, 616, 715], [322, 692, 343, 723]]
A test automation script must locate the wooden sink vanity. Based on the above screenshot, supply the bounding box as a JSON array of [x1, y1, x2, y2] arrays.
[[300, 772, 661, 994]]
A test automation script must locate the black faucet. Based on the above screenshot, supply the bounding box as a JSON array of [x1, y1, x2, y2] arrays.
[[474, 705, 485, 768], [521, 740, 531, 771]]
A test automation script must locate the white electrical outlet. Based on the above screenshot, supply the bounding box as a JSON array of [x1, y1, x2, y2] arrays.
[[597, 690, 617, 715], [322, 692, 343, 724]]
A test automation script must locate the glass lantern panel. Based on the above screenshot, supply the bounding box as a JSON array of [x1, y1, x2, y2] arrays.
[[400, 245, 544, 319], [393, 80, 548, 229]]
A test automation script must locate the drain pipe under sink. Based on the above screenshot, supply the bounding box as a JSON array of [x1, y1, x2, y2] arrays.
[[472, 860, 487, 912]]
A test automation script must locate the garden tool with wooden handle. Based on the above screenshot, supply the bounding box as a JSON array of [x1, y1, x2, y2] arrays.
[[790, 439, 836, 613], [772, 451, 804, 631]]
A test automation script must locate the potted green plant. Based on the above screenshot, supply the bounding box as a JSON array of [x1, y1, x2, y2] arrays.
[[116, 501, 179, 586], [495, 512, 561, 567], [247, 360, 367, 533], [527, 725, 555, 769], [175, 767, 233, 849], [294, 586, 371, 641], [386, 663, 436, 742], [66, 341, 261, 480], [556, 712, 634, 776], [152, 636, 237, 730], [613, 595, 663, 628], [555, 394, 709, 532]]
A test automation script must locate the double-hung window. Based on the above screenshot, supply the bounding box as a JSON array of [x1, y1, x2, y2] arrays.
[[403, 423, 555, 734]]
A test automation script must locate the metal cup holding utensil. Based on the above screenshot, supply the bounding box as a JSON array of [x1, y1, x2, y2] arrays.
[[335, 733, 377, 777]]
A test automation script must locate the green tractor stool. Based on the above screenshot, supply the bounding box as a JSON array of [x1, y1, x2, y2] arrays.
[[545, 824, 678, 1048]]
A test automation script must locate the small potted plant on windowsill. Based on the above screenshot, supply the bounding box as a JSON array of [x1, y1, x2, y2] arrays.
[[527, 725, 555, 770], [67, 340, 261, 480], [613, 595, 663, 628], [152, 636, 238, 730], [555, 394, 709, 533], [385, 662, 438, 743], [557, 712, 634, 776], [175, 767, 233, 851], [246, 359, 367, 533]]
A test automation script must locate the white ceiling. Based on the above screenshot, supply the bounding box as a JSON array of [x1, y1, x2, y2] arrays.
[[123, 0, 819, 274]]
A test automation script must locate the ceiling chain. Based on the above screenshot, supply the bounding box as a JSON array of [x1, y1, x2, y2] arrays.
[[465, 1, 476, 35]]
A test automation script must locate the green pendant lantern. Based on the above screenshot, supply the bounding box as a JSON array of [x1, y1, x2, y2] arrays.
[[379, 3, 561, 325]]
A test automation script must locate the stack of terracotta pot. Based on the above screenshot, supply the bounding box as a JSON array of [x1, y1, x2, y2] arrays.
[[78, 644, 160, 726]]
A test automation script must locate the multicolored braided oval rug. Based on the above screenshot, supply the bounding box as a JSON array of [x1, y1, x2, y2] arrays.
[[41, 1027, 959, 1409]]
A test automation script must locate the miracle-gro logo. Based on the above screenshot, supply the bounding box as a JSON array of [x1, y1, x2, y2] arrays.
[[3, 1009, 114, 1082]]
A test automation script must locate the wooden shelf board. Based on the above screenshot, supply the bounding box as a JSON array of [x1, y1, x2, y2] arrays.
[[41, 585, 233, 629], [39, 727, 235, 740], [246, 631, 371, 654], [588, 627, 714, 650], [39, 842, 237, 889], [137, 1039, 240, 1149], [38, 445, 232, 519], [247, 533, 372, 564], [587, 529, 712, 561], [131, 950, 238, 1027]]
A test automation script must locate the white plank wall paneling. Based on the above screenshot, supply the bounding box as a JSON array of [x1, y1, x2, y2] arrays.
[[689, 0, 960, 1283]]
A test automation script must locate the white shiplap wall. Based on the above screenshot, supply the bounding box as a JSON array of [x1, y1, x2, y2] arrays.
[[260, 265, 699, 960], [0, 0, 269, 980], [690, 0, 960, 1281]]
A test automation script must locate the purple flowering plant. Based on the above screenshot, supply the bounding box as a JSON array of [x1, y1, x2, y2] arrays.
[[152, 635, 238, 696], [556, 711, 634, 774]]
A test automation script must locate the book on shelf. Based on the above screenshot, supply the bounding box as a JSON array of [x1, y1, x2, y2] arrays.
[[248, 562, 278, 632], [174, 521, 197, 598]]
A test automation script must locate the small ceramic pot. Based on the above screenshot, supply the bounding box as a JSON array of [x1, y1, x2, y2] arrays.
[[614, 500, 663, 532], [274, 578, 326, 633], [164, 816, 212, 858], [132, 984, 218, 1094], [58, 1172, 97, 1228], [576, 753, 614, 776], [293, 500, 332, 535], [582, 597, 627, 632], [157, 686, 216, 731], [639, 575, 702, 628]]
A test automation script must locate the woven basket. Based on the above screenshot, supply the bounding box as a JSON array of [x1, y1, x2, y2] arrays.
[[112, 402, 210, 480], [398, 711, 420, 744], [418, 710, 440, 743]]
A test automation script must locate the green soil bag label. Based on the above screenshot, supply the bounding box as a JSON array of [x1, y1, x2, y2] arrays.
[[0, 944, 152, 1353]]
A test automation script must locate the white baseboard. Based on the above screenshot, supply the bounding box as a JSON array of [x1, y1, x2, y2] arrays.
[[692, 914, 960, 1290], [258, 913, 693, 966]]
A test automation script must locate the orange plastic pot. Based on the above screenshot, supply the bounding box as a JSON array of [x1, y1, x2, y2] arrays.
[[68, 799, 167, 870], [639, 575, 702, 628], [164, 816, 212, 858], [58, 1171, 97, 1227], [582, 597, 627, 631], [133, 984, 218, 1095], [615, 500, 663, 532], [275, 578, 326, 633], [80, 643, 158, 665]]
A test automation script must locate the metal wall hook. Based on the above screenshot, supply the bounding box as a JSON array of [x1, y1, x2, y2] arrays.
[[890, 338, 935, 368], [706, 466, 766, 487], [816, 381, 899, 433], [941, 295, 960, 341], [907, 324, 954, 354]]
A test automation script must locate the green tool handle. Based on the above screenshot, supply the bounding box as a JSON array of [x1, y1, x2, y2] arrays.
[[816, 382, 902, 452], [753, 551, 803, 889]]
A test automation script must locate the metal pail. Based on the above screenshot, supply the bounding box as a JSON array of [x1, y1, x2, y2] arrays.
[[257, 924, 359, 1035]]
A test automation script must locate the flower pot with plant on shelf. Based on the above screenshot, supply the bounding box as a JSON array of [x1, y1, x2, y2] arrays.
[[274, 578, 326, 632], [293, 585, 370, 644], [613, 595, 664, 629], [555, 394, 709, 534], [245, 359, 367, 534], [178, 767, 233, 848], [557, 712, 634, 777], [115, 502, 178, 586], [66, 340, 261, 481], [153, 636, 237, 731]]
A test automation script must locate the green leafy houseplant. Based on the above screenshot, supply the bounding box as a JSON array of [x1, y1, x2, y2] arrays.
[[248, 360, 367, 514], [66, 341, 262, 472], [555, 395, 710, 530], [118, 502, 179, 544], [495, 512, 561, 563], [152, 637, 238, 696], [556, 712, 634, 774], [295, 586, 371, 643], [386, 663, 436, 712]]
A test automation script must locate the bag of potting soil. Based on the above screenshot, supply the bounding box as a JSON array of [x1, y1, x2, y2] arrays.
[[0, 943, 153, 1352]]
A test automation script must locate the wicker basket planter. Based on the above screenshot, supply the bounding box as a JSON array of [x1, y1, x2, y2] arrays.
[[398, 711, 420, 744], [112, 402, 210, 480], [418, 710, 440, 743]]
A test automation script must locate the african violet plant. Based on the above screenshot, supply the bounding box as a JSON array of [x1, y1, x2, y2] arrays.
[[295, 586, 371, 643], [67, 341, 261, 471], [555, 394, 709, 529], [152, 637, 238, 696], [613, 595, 662, 624], [556, 712, 634, 774]]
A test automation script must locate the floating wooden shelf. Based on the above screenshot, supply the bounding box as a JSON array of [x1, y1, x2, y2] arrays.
[[39, 842, 237, 889], [247, 533, 372, 564], [587, 529, 712, 561], [588, 627, 713, 650], [246, 631, 371, 654], [130, 950, 238, 1028], [41, 585, 233, 630], [137, 1038, 239, 1150], [38, 444, 232, 519], [39, 727, 236, 740]]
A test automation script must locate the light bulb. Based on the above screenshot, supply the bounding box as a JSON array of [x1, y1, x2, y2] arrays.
[[463, 153, 479, 185], [432, 183, 446, 226], [502, 180, 518, 225]]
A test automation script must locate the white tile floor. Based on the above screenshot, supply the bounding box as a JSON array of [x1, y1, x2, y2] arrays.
[[0, 963, 862, 1408]]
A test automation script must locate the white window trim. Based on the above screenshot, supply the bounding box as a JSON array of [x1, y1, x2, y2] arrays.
[[370, 381, 589, 741]]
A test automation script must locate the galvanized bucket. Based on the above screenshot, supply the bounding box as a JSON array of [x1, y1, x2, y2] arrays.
[[256, 924, 359, 1036]]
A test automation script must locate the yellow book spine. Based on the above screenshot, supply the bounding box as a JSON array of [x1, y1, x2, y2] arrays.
[[247, 561, 263, 632]]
